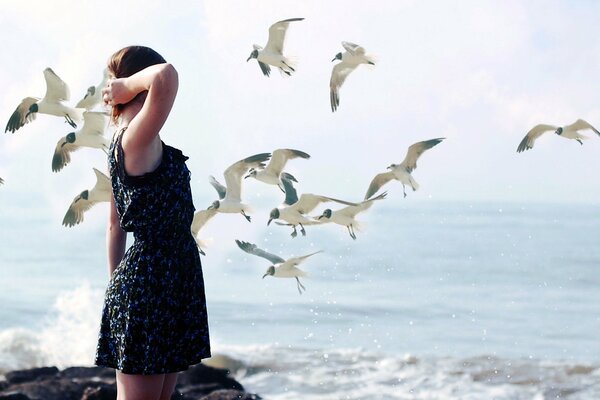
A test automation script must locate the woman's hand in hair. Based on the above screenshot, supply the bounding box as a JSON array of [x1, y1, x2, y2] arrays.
[[102, 78, 137, 106]]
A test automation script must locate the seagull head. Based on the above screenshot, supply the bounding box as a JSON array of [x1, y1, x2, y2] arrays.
[[331, 52, 342, 62], [262, 266, 275, 279], [386, 163, 397, 170], [318, 209, 332, 220], [247, 48, 260, 62], [63, 132, 77, 146], [80, 190, 89, 200], [26, 103, 39, 118], [267, 208, 280, 226], [555, 127, 563, 136], [244, 168, 257, 179], [207, 200, 220, 210]]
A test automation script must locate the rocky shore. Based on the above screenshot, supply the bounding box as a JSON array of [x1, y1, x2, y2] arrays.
[[0, 363, 261, 400]]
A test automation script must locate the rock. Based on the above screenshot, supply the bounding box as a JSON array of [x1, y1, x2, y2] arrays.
[[57, 367, 114, 380], [200, 389, 262, 400], [5, 367, 59, 384], [0, 392, 31, 400], [1, 378, 84, 400], [177, 365, 243, 392], [80, 382, 117, 400]]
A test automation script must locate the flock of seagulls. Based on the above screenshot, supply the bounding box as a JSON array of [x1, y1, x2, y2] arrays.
[[2, 17, 599, 294]]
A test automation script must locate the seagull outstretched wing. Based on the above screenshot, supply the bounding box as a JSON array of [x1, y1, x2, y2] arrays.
[[5, 97, 38, 133], [330, 62, 358, 112], [517, 124, 557, 153], [566, 119, 600, 136], [291, 194, 358, 214], [235, 239, 286, 264], [365, 172, 395, 200], [264, 18, 304, 54], [43, 68, 70, 102], [400, 138, 445, 173], [223, 153, 271, 202]]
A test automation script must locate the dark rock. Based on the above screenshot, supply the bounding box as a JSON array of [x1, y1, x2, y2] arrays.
[[5, 367, 59, 384], [81, 382, 117, 400], [177, 365, 243, 392], [1, 378, 83, 400], [200, 389, 262, 400], [0, 382, 8, 391], [0, 392, 31, 400], [57, 366, 114, 380]]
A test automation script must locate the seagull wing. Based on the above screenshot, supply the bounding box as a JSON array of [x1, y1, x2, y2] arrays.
[[223, 153, 271, 202], [330, 62, 358, 112], [342, 41, 366, 56], [43, 68, 70, 102], [516, 124, 557, 153], [76, 69, 109, 109], [80, 111, 108, 135], [91, 168, 112, 195], [235, 239, 285, 264], [191, 208, 218, 236], [338, 191, 387, 218], [258, 61, 271, 77], [364, 172, 395, 200], [265, 148, 311, 177], [400, 138, 445, 173], [209, 175, 227, 200], [567, 119, 600, 136], [52, 135, 75, 172], [291, 194, 358, 214], [281, 174, 299, 205], [264, 17, 304, 54], [5, 97, 38, 133], [0, 177, 3, 185], [62, 169, 110, 227], [285, 250, 323, 269]]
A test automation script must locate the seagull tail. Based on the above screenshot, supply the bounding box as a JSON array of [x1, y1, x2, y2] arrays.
[[353, 220, 366, 233]]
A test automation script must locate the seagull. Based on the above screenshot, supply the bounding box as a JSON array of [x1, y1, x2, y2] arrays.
[[62, 168, 111, 227], [190, 208, 218, 256], [365, 138, 445, 199], [315, 192, 387, 240], [235, 239, 322, 294], [517, 119, 600, 153], [268, 175, 358, 237], [52, 111, 109, 172], [75, 69, 109, 110], [207, 153, 271, 222], [330, 41, 375, 112], [246, 18, 304, 77], [244, 148, 310, 190], [5, 68, 85, 133], [0, 177, 4, 185]]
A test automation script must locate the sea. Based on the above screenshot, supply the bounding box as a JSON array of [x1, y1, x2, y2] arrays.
[[1, 195, 599, 399]]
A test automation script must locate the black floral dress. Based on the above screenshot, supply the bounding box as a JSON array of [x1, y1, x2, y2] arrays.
[[94, 127, 211, 375]]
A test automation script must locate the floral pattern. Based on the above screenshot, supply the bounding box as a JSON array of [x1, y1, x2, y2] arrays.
[[94, 127, 211, 375]]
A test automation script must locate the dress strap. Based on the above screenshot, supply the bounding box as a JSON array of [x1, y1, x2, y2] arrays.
[[111, 127, 127, 182]]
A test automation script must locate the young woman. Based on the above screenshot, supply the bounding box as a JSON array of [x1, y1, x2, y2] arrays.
[[94, 46, 211, 400]]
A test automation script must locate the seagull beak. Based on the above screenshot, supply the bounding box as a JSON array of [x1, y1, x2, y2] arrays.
[[246, 55, 252, 62], [331, 57, 336, 62], [368, 61, 375, 65], [317, 214, 324, 220], [267, 218, 272, 226], [207, 204, 214, 210], [262, 273, 268, 279], [244, 174, 251, 179], [25, 111, 31, 118]]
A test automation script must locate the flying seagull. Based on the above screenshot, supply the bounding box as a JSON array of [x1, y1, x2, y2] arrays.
[[190, 208, 218, 255], [316, 192, 387, 240], [52, 111, 109, 172], [207, 153, 271, 222], [0, 177, 4, 185], [247, 18, 304, 77], [330, 41, 375, 112], [5, 68, 84, 133], [244, 148, 310, 190], [268, 175, 358, 237], [75, 69, 109, 110], [62, 168, 111, 227], [365, 138, 445, 199], [235, 239, 322, 294], [517, 119, 600, 153]]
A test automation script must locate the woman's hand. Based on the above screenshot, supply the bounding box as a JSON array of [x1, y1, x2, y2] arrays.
[[102, 78, 137, 106]]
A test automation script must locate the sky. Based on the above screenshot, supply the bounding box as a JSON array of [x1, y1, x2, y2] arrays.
[[1, 0, 600, 231]]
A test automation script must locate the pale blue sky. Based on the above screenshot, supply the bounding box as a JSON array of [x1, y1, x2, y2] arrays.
[[1, 0, 600, 233]]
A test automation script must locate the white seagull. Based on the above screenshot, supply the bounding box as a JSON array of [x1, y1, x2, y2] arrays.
[[268, 175, 358, 237], [244, 148, 310, 190], [208, 153, 272, 222], [330, 41, 375, 112], [190, 208, 218, 256], [52, 111, 109, 172], [315, 192, 387, 240], [235, 239, 322, 294], [517, 119, 600, 153], [75, 69, 110, 110], [5, 68, 84, 133], [246, 18, 304, 77], [365, 138, 445, 199], [62, 168, 111, 227]]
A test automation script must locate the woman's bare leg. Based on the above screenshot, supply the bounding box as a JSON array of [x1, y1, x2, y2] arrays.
[[159, 372, 179, 400], [116, 370, 165, 400]]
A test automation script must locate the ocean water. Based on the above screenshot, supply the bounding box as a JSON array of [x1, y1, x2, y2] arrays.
[[1, 197, 599, 399]]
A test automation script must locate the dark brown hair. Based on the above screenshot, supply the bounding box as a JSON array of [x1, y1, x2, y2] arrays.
[[107, 45, 166, 123]]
